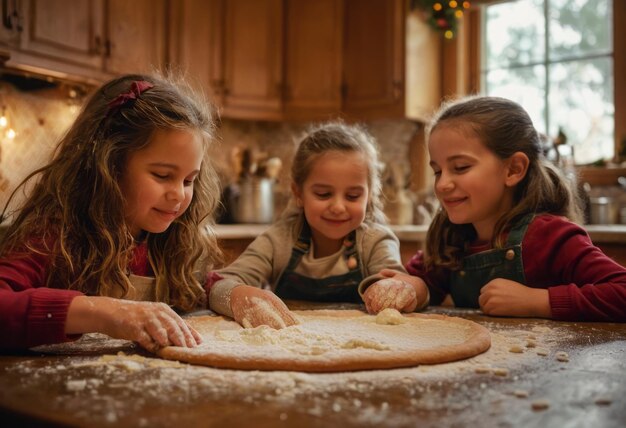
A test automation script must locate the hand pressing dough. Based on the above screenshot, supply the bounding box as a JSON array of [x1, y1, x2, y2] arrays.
[[158, 310, 491, 372]]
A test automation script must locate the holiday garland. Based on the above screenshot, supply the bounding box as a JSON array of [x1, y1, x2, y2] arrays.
[[411, 0, 471, 39]]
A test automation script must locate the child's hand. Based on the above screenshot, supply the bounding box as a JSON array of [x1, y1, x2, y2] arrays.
[[363, 269, 430, 314], [479, 278, 551, 318], [67, 296, 202, 353], [230, 285, 299, 329]]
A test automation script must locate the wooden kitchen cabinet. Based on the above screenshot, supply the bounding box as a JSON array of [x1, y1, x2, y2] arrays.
[[19, 0, 104, 70], [170, 0, 405, 121], [104, 0, 167, 76], [282, 0, 343, 120], [220, 0, 284, 120], [342, 0, 405, 119], [167, 0, 223, 99], [219, 0, 345, 121], [0, 0, 167, 83]]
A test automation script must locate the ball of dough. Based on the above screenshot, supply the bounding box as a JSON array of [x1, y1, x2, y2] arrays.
[[375, 308, 407, 325]]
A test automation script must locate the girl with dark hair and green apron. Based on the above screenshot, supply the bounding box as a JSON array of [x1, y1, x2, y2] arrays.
[[207, 123, 430, 329], [405, 96, 626, 322]]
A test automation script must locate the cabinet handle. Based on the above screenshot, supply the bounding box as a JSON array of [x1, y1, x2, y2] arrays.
[[2, 0, 19, 31], [393, 80, 403, 100], [93, 36, 103, 55], [2, 0, 11, 29]]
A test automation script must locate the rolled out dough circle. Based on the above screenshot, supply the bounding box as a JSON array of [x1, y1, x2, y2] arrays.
[[158, 310, 491, 372]]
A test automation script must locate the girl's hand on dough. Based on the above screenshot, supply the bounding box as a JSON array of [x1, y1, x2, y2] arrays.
[[230, 285, 299, 329], [363, 277, 417, 314], [67, 296, 202, 353], [363, 270, 429, 314]]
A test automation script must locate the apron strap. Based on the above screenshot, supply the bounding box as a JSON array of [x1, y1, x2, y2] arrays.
[[505, 213, 534, 246]]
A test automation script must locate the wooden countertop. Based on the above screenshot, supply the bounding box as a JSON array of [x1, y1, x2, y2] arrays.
[[1, 304, 624, 427], [215, 223, 626, 243]]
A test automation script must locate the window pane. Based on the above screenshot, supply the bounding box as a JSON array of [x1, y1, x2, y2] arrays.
[[549, 0, 612, 61], [484, 0, 545, 69], [484, 66, 547, 133], [481, 0, 615, 164], [548, 57, 614, 164]]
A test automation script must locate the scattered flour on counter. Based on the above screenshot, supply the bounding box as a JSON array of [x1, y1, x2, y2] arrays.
[[3, 320, 578, 427]]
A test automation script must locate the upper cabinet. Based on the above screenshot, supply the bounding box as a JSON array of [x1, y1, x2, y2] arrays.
[[0, 0, 167, 84], [104, 0, 167, 76], [220, 0, 284, 119], [342, 0, 405, 120], [282, 0, 343, 120], [19, 0, 104, 70], [170, 0, 405, 121]]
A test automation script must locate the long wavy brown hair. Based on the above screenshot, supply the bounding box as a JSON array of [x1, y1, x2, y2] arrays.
[[425, 96, 584, 273], [0, 73, 222, 311]]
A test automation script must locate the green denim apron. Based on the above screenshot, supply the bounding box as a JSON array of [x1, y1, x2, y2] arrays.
[[275, 221, 363, 303], [449, 214, 533, 308]]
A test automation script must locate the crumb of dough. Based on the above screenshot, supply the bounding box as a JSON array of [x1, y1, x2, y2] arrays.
[[513, 390, 529, 398], [594, 397, 612, 406], [66, 379, 87, 392], [509, 345, 524, 353], [536, 348, 549, 356], [492, 368, 509, 377], [555, 351, 569, 362], [375, 308, 407, 325], [531, 399, 550, 411], [474, 366, 491, 374], [341, 339, 390, 351], [525, 340, 537, 348]]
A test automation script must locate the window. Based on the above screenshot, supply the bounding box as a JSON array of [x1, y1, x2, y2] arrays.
[[480, 0, 613, 165]]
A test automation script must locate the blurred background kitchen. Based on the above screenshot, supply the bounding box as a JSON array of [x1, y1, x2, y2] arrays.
[[0, 0, 624, 265]]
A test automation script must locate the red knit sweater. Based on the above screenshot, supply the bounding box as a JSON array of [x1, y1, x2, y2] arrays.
[[406, 215, 626, 322], [0, 242, 151, 350]]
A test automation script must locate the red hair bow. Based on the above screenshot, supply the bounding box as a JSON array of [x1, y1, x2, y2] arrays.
[[106, 80, 154, 114]]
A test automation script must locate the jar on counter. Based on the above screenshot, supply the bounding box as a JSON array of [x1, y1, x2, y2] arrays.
[[589, 196, 618, 224], [228, 177, 275, 224]]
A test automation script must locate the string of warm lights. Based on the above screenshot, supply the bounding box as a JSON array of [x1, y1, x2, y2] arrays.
[[411, 0, 471, 39], [0, 102, 16, 142]]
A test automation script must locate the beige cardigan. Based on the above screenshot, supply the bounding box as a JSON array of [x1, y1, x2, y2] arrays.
[[209, 214, 405, 317]]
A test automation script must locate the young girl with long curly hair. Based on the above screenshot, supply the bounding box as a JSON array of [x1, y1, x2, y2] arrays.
[[1, 73, 224, 351]]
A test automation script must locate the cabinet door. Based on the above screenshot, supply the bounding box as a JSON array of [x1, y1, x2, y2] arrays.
[[19, 0, 104, 68], [105, 0, 166, 75], [168, 0, 224, 103], [221, 0, 283, 120], [283, 0, 343, 120], [342, 0, 405, 119]]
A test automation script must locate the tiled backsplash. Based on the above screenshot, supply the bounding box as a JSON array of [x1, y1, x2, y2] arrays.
[[0, 80, 423, 223], [0, 82, 79, 212]]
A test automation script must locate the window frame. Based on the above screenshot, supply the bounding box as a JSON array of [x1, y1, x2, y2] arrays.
[[458, 0, 624, 179]]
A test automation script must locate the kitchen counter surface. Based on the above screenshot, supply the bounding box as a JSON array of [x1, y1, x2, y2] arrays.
[[1, 304, 624, 428], [215, 223, 626, 243]]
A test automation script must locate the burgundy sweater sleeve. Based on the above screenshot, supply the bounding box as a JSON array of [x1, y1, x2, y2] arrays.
[[405, 250, 450, 305], [523, 215, 626, 322], [0, 250, 83, 350]]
